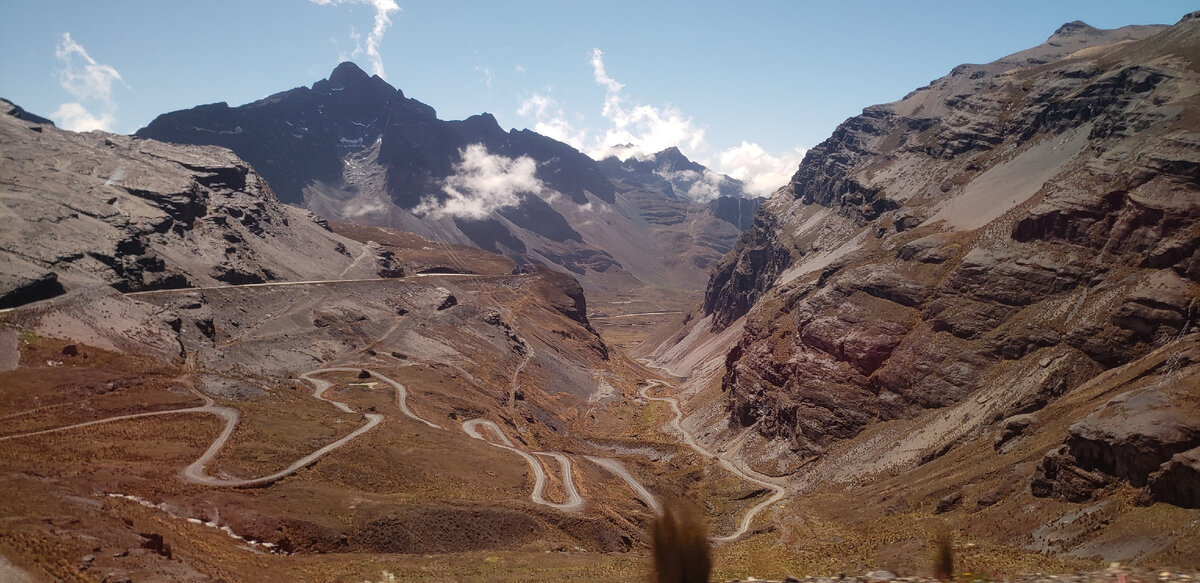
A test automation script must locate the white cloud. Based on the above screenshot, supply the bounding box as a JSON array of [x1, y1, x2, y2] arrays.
[[717, 141, 807, 197], [52, 102, 114, 132], [650, 168, 729, 203], [343, 198, 390, 218], [514, 47, 805, 196], [53, 33, 122, 132], [55, 33, 122, 103], [516, 91, 589, 148], [311, 0, 400, 78], [683, 170, 723, 203], [415, 144, 547, 219], [516, 52, 706, 161], [590, 48, 624, 98], [587, 49, 705, 161]]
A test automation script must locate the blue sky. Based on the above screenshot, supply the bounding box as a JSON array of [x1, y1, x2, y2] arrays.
[[1, 1, 1193, 193]]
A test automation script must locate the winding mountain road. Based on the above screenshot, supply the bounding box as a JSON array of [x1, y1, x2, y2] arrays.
[[1, 362, 602, 511], [0, 274, 675, 516], [461, 419, 585, 512], [2, 299, 671, 519], [2, 368, 437, 489], [639, 381, 787, 542], [584, 455, 662, 515], [180, 367, 443, 487], [0, 399, 236, 443], [0, 273, 495, 316], [120, 272, 490, 297]]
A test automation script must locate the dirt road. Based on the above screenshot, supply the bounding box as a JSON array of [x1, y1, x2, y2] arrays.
[[461, 419, 585, 512], [183, 367, 443, 486], [584, 455, 662, 515], [639, 381, 787, 542], [2, 367, 436, 489]]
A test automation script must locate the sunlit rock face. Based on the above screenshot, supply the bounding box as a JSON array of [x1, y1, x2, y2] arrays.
[[704, 14, 1200, 503], [0, 102, 371, 307]]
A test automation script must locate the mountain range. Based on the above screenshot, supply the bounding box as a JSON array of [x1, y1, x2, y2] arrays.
[[136, 62, 758, 298], [0, 11, 1198, 582]]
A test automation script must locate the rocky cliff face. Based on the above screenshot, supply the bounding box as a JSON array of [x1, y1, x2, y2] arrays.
[[702, 13, 1200, 514], [0, 104, 392, 308], [136, 63, 756, 297]]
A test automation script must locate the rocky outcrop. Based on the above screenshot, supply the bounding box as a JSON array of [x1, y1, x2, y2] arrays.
[[701, 15, 1200, 499], [0, 105, 376, 305], [708, 196, 761, 232], [1033, 379, 1200, 503], [1149, 446, 1200, 508], [536, 267, 592, 328], [703, 212, 793, 329], [3, 97, 54, 126], [1067, 389, 1200, 486], [786, 105, 899, 222], [0, 271, 65, 309]]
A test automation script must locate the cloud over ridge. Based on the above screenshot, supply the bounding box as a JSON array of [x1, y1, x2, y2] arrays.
[[719, 141, 806, 197], [415, 144, 547, 219], [517, 49, 805, 197]]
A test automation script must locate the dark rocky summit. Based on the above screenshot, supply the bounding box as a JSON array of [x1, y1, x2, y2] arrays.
[[136, 63, 629, 284], [598, 146, 746, 202], [700, 14, 1200, 514], [598, 146, 761, 232], [138, 62, 614, 210]]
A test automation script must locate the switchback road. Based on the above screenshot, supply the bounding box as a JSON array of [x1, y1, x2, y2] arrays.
[[639, 381, 787, 542]]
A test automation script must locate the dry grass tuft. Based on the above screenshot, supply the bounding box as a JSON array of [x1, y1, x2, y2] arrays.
[[652, 502, 712, 583], [932, 528, 954, 581]]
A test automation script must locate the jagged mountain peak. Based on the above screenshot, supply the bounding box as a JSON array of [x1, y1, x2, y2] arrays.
[[136, 61, 762, 299], [651, 145, 685, 160], [457, 111, 504, 134], [648, 146, 704, 173], [598, 146, 749, 203], [329, 60, 370, 84], [313, 60, 403, 101], [603, 146, 704, 174]]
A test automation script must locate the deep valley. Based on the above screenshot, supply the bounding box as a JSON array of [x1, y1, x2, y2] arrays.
[[1, 10, 1199, 583]]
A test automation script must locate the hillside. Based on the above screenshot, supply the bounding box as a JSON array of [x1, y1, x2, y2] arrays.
[[646, 13, 1200, 564], [0, 103, 397, 310], [0, 102, 782, 581]]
